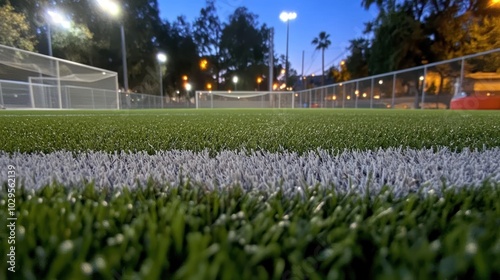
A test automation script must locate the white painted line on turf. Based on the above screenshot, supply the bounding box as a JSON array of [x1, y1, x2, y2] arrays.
[[1, 148, 498, 197]]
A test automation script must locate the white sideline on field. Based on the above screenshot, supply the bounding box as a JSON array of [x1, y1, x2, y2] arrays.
[[1, 147, 499, 197]]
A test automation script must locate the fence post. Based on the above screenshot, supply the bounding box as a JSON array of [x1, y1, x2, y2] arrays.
[[195, 91, 199, 109], [321, 87, 324, 108], [56, 60, 63, 109], [292, 92, 295, 109], [420, 66, 427, 109], [29, 77, 35, 108], [370, 78, 374, 109], [0, 82, 3, 107], [115, 75, 120, 109], [342, 85, 345, 108], [307, 89, 312, 108], [459, 58, 465, 96], [392, 73, 396, 109], [355, 81, 359, 109], [332, 86, 335, 108]]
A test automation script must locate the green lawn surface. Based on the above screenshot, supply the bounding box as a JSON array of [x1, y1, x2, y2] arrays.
[[1, 109, 499, 154], [1, 109, 499, 279]]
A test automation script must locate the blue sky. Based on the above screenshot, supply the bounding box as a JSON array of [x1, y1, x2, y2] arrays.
[[159, 0, 378, 75]]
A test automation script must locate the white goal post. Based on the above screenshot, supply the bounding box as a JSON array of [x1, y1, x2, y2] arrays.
[[195, 91, 296, 109]]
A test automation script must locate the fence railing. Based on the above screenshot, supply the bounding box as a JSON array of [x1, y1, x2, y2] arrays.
[[294, 48, 500, 109], [119, 92, 196, 109], [2, 45, 498, 110]]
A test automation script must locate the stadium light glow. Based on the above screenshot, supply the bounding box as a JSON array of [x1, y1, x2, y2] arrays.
[[280, 11, 297, 88], [156, 52, 167, 108], [96, 0, 120, 17], [47, 11, 71, 29], [96, 0, 128, 93], [233, 76, 238, 90], [200, 59, 208, 70], [157, 53, 167, 63], [46, 10, 72, 57]]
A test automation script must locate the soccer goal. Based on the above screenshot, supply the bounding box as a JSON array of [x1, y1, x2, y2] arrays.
[[0, 44, 119, 109], [29, 73, 118, 109], [195, 91, 297, 109]]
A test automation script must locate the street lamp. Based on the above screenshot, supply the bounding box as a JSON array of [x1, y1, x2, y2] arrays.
[[156, 53, 167, 108], [257, 77, 263, 90], [46, 10, 71, 57], [97, 0, 129, 93], [233, 76, 239, 91], [185, 83, 192, 102], [279, 11, 297, 87], [200, 59, 208, 70]]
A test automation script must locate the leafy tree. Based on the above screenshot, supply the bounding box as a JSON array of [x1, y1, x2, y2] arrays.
[[345, 38, 370, 79], [360, 0, 500, 71], [328, 62, 351, 83], [193, 0, 223, 90], [0, 3, 36, 51], [219, 7, 270, 90], [50, 23, 94, 63], [311, 31, 331, 86], [366, 5, 426, 74], [153, 17, 200, 97]]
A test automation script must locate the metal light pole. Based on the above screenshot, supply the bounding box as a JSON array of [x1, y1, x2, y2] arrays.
[[156, 53, 167, 108], [46, 10, 71, 57], [279, 11, 297, 88], [268, 28, 274, 91], [120, 24, 129, 93], [47, 24, 52, 57], [185, 83, 192, 105], [97, 0, 128, 93]]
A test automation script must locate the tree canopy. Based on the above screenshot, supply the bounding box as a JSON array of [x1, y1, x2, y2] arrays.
[[344, 0, 500, 77], [0, 0, 286, 95], [2, 0, 500, 94], [312, 31, 332, 86], [0, 3, 36, 51]]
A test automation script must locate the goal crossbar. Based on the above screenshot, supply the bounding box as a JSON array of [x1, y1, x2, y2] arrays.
[[195, 90, 295, 109]]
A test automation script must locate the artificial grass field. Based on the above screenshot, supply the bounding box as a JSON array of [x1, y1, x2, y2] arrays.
[[1, 109, 500, 279]]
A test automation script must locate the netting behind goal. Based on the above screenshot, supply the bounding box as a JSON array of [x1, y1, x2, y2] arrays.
[[195, 91, 296, 109], [0, 44, 118, 109]]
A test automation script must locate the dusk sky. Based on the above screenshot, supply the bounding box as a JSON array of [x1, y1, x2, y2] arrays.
[[159, 0, 378, 76]]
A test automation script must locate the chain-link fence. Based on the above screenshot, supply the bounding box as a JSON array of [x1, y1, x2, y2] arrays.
[[294, 48, 500, 109], [2, 44, 497, 110]]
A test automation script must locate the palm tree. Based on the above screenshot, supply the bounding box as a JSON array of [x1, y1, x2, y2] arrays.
[[312, 31, 332, 86]]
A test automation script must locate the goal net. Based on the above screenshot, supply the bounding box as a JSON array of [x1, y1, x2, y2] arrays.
[[0, 44, 118, 109], [29, 73, 118, 109], [195, 91, 296, 109]]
